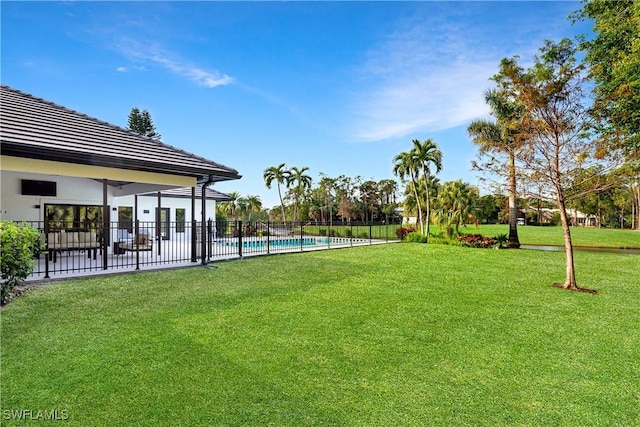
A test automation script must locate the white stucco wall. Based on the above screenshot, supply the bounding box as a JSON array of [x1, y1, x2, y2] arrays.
[[0, 170, 115, 222], [113, 194, 216, 241], [1, 170, 217, 235]]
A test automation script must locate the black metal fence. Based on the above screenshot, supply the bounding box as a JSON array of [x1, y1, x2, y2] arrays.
[[16, 220, 401, 279]]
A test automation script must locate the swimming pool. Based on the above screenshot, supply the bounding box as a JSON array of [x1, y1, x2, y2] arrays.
[[219, 236, 369, 250]]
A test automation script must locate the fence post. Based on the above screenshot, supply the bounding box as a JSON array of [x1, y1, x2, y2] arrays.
[[238, 220, 243, 258], [191, 220, 197, 262], [267, 221, 270, 254], [135, 219, 140, 270], [300, 222, 304, 252], [350, 222, 353, 247], [369, 224, 372, 245], [207, 218, 213, 259]]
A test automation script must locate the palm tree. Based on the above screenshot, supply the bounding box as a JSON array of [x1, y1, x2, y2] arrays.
[[467, 89, 524, 248], [223, 191, 246, 221], [434, 180, 478, 238], [393, 151, 423, 233], [263, 163, 291, 225], [244, 195, 262, 223], [289, 166, 312, 223], [411, 138, 442, 239], [221, 191, 240, 221]]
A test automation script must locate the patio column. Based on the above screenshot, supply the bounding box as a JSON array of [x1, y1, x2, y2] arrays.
[[102, 179, 108, 270], [201, 185, 207, 264], [201, 175, 214, 264], [191, 186, 197, 262], [157, 191, 162, 256], [135, 195, 140, 270]]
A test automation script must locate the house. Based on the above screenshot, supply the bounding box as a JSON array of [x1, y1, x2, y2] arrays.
[[525, 207, 597, 227], [0, 85, 241, 268]]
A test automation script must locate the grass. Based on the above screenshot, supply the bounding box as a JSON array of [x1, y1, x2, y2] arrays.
[[303, 222, 640, 248], [457, 224, 640, 248], [1, 244, 639, 426]]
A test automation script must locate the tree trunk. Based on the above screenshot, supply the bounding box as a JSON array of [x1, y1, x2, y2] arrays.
[[425, 183, 431, 241], [556, 187, 578, 290], [410, 173, 424, 235], [635, 185, 640, 230], [507, 152, 520, 248], [277, 185, 286, 226]]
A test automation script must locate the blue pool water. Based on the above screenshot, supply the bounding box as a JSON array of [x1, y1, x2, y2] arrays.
[[220, 237, 363, 249], [222, 237, 319, 249]]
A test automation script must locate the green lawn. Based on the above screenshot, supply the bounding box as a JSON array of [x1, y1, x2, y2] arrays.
[[1, 244, 639, 426], [459, 224, 640, 248], [303, 222, 640, 248]]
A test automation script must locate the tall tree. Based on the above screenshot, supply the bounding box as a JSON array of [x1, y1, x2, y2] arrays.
[[434, 180, 478, 238], [377, 179, 399, 224], [244, 195, 262, 223], [263, 163, 291, 225], [127, 107, 161, 140], [498, 38, 604, 292], [219, 191, 241, 222], [359, 180, 379, 223], [289, 166, 312, 223], [574, 0, 640, 158], [411, 138, 442, 240], [393, 151, 423, 233], [468, 89, 524, 248]]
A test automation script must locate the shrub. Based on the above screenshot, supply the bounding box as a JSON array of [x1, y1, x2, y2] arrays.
[[395, 227, 416, 240], [344, 229, 353, 238], [455, 234, 497, 249], [406, 232, 429, 243], [319, 229, 327, 236], [494, 233, 508, 248], [1, 221, 41, 304]]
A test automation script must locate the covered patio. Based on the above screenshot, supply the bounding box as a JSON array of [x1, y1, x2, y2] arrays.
[[1, 85, 242, 277]]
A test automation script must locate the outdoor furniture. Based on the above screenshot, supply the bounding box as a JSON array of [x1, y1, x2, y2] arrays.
[[120, 232, 153, 252], [47, 231, 100, 261]]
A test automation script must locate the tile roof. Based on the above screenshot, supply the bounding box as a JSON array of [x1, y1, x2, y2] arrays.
[[140, 187, 235, 201], [0, 85, 241, 184]]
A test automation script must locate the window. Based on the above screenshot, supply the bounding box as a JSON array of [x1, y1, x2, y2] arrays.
[[45, 204, 104, 231], [176, 208, 186, 233], [118, 206, 133, 232]]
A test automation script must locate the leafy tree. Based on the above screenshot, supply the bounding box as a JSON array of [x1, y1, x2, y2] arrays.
[[475, 194, 506, 224], [263, 163, 291, 225], [433, 180, 479, 238], [377, 179, 399, 223], [573, 0, 640, 158], [127, 107, 161, 140], [359, 180, 379, 223], [468, 89, 525, 247], [317, 174, 339, 225], [411, 138, 443, 240], [497, 38, 610, 291]]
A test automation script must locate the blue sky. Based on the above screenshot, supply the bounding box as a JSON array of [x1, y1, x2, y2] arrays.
[[2, 1, 592, 208]]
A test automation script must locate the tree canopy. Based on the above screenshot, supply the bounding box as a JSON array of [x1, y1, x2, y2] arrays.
[[127, 107, 161, 140], [574, 0, 640, 157]]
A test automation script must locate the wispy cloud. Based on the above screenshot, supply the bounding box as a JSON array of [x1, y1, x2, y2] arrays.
[[349, 20, 494, 142], [347, 6, 557, 142], [114, 37, 233, 88]]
